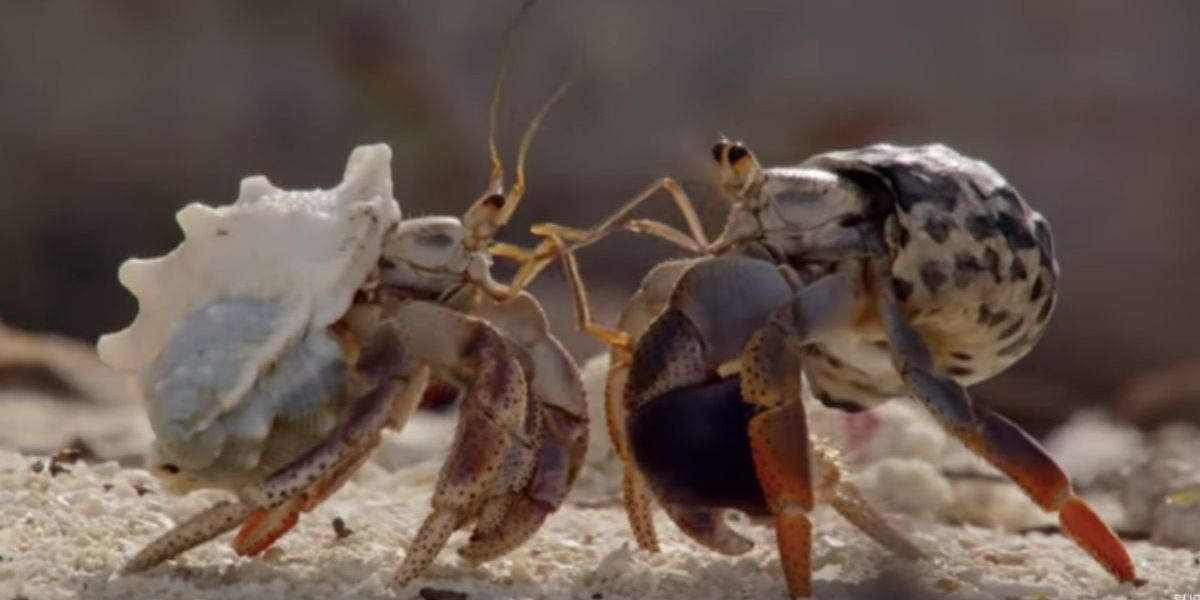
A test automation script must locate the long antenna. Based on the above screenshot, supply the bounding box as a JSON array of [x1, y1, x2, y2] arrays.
[[484, 58, 507, 195], [485, 0, 537, 195], [501, 74, 574, 225]]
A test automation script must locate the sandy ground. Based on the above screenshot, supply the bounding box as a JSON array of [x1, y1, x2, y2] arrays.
[[1, 447, 1197, 600], [2, 344, 1198, 600]]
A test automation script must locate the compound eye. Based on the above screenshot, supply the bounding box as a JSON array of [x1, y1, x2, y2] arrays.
[[482, 193, 506, 209], [711, 142, 729, 162], [727, 144, 749, 163]]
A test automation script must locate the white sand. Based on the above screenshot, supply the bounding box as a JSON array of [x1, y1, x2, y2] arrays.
[[2, 351, 1197, 599], [1, 449, 1197, 600]]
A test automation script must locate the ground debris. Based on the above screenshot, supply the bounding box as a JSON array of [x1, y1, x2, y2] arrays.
[[331, 517, 353, 540], [418, 587, 467, 600]]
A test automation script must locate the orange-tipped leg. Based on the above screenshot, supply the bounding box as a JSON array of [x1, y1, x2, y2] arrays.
[[775, 506, 814, 599], [748, 402, 817, 598], [1060, 495, 1136, 582], [910, 372, 1135, 582], [873, 266, 1136, 584], [233, 501, 302, 556]]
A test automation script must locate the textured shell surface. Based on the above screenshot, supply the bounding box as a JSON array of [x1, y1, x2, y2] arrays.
[[798, 143, 1059, 408], [97, 144, 401, 490]]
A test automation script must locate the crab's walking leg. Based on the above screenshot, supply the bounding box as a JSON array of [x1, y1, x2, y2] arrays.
[[870, 260, 1135, 583], [536, 177, 709, 254], [547, 236, 630, 346], [390, 301, 529, 588], [456, 386, 542, 562], [231, 322, 429, 555], [459, 405, 586, 562], [456, 292, 589, 563], [124, 339, 428, 573], [497, 177, 709, 295], [821, 471, 925, 561], [123, 501, 251, 574], [739, 271, 867, 598], [553, 242, 699, 552]]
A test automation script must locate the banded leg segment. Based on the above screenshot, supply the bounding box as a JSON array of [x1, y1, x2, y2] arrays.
[[870, 259, 1135, 583]]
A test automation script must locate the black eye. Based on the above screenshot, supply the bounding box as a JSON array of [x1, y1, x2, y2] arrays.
[[711, 142, 727, 162], [727, 144, 749, 163], [160, 464, 180, 474], [483, 193, 506, 209]]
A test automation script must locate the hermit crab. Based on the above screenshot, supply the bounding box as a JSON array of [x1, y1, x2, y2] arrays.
[[98, 76, 586, 588], [517, 141, 1136, 597]]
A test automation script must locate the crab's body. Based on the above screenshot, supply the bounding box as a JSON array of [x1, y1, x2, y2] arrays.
[[529, 141, 1129, 598]]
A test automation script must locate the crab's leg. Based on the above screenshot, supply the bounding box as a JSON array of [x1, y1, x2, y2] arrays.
[[610, 259, 711, 552], [122, 500, 251, 574], [454, 291, 589, 563], [535, 176, 709, 254], [388, 300, 529, 589], [551, 245, 701, 552], [495, 177, 708, 295], [123, 352, 426, 573], [459, 404, 587, 562], [610, 349, 663, 553], [870, 259, 1136, 583], [739, 271, 871, 598], [231, 323, 430, 555], [456, 388, 541, 561], [820, 469, 925, 561]]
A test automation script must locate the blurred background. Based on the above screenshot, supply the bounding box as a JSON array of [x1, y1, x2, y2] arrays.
[[0, 0, 1197, 442]]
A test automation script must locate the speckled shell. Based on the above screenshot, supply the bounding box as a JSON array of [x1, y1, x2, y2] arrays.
[[97, 144, 401, 491], [799, 144, 1058, 407]]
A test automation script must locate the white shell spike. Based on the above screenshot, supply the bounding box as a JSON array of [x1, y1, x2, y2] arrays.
[[97, 144, 400, 489]]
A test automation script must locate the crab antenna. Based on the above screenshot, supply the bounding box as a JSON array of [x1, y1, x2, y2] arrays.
[[500, 75, 573, 225], [484, 48, 508, 195], [485, 0, 538, 196]]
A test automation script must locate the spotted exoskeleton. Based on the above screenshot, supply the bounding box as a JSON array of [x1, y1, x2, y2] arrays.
[[518, 141, 1135, 597], [101, 76, 586, 589]]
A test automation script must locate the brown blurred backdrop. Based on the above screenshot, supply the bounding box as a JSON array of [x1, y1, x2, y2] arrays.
[[1, 1, 1197, 432]]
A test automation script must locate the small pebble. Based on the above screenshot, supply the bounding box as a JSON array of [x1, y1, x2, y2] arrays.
[[332, 517, 353, 540], [418, 587, 467, 600]]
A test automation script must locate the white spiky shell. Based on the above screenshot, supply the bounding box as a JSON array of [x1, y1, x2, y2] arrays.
[[97, 144, 401, 490]]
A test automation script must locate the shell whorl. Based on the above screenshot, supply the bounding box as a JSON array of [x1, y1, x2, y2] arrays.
[[96, 145, 400, 467]]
